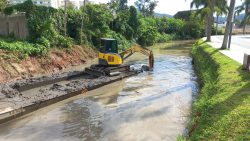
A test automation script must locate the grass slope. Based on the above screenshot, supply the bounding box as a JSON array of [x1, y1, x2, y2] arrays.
[[189, 40, 250, 140]]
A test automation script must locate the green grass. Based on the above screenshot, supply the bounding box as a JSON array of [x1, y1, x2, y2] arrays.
[[0, 37, 47, 57], [189, 40, 250, 140]]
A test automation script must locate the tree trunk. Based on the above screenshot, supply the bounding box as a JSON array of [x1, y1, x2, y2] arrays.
[[64, 0, 68, 36], [206, 0, 215, 42], [216, 14, 219, 35], [243, 23, 246, 34], [243, 5, 249, 34], [80, 15, 84, 44], [221, 0, 236, 49], [80, 0, 86, 44], [205, 16, 208, 37]]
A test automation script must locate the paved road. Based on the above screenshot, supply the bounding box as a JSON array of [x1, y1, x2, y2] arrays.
[[211, 35, 250, 50], [203, 35, 250, 65]]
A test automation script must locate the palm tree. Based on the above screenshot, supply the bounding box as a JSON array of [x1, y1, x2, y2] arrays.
[[236, 0, 250, 34], [221, 0, 236, 49], [206, 0, 215, 41], [190, 0, 217, 42], [214, 0, 228, 35], [190, 0, 208, 37]]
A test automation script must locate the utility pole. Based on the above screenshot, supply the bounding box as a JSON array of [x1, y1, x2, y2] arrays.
[[64, 0, 68, 36]]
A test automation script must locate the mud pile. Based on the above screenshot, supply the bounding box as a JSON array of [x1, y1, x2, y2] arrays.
[[0, 69, 139, 123]]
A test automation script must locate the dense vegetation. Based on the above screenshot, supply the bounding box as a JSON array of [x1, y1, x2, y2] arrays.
[[189, 40, 250, 140], [1, 0, 206, 57], [0, 0, 7, 11], [0, 37, 47, 56]]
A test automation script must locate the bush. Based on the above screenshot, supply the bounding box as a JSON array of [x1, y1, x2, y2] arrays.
[[56, 35, 73, 48], [0, 37, 47, 56], [137, 17, 158, 46], [36, 37, 50, 48], [157, 33, 173, 43], [165, 18, 185, 36], [137, 26, 158, 46], [182, 20, 205, 39]]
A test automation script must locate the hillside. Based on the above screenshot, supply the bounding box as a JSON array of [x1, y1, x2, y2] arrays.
[[215, 14, 245, 24], [154, 12, 173, 18]]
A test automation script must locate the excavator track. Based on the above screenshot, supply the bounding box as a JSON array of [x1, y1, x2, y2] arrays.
[[85, 65, 131, 77]]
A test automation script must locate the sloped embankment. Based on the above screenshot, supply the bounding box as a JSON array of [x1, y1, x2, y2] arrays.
[[0, 45, 97, 83], [189, 40, 250, 140]]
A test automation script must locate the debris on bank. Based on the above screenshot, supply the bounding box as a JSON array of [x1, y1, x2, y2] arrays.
[[0, 68, 140, 123]]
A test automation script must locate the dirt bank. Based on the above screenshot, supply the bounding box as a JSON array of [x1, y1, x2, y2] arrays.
[[0, 45, 97, 83]]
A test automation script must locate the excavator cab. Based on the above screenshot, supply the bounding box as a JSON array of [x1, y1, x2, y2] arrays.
[[100, 38, 118, 53], [98, 38, 123, 66]]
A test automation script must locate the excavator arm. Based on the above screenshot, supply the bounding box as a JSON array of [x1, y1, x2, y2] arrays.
[[119, 45, 154, 69]]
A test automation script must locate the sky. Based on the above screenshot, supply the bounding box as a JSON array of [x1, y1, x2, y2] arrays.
[[92, 0, 243, 15]]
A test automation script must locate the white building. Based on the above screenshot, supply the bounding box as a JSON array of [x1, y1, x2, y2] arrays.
[[8, 0, 94, 9]]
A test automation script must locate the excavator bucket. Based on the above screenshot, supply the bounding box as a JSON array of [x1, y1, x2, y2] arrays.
[[149, 52, 154, 69], [120, 44, 154, 70]]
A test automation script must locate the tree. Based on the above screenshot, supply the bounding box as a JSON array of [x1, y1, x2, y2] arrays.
[[108, 0, 129, 31], [137, 17, 158, 46], [81, 4, 112, 45], [118, 0, 128, 11], [221, 0, 236, 49], [206, 0, 215, 41], [108, 0, 128, 12], [190, 0, 227, 41], [135, 0, 158, 17], [148, 1, 157, 16], [128, 6, 140, 39], [112, 9, 130, 37], [0, 0, 7, 12], [236, 0, 250, 34], [190, 0, 216, 41], [214, 0, 228, 35]]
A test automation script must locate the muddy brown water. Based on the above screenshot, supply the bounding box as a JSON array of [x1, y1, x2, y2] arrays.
[[0, 40, 198, 141]]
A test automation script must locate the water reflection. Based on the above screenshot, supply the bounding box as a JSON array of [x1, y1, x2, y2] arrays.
[[0, 41, 198, 141], [61, 99, 103, 140]]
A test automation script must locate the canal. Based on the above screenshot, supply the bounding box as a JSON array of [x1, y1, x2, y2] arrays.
[[0, 40, 198, 141]]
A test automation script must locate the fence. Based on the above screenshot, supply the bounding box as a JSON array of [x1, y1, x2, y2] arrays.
[[0, 13, 29, 40]]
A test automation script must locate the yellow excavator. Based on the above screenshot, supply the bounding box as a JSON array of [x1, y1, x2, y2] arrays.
[[85, 38, 154, 77]]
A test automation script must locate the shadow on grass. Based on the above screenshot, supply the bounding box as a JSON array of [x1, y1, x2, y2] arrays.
[[200, 66, 250, 139], [189, 42, 250, 140]]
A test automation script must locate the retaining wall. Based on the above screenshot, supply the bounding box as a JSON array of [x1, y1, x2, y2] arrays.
[[0, 13, 29, 40]]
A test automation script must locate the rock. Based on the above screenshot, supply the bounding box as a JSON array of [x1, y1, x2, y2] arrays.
[[0, 84, 20, 98], [50, 83, 63, 91], [0, 93, 6, 100], [141, 65, 150, 71]]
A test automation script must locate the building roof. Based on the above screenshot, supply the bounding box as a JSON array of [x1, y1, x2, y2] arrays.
[[101, 38, 116, 41]]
